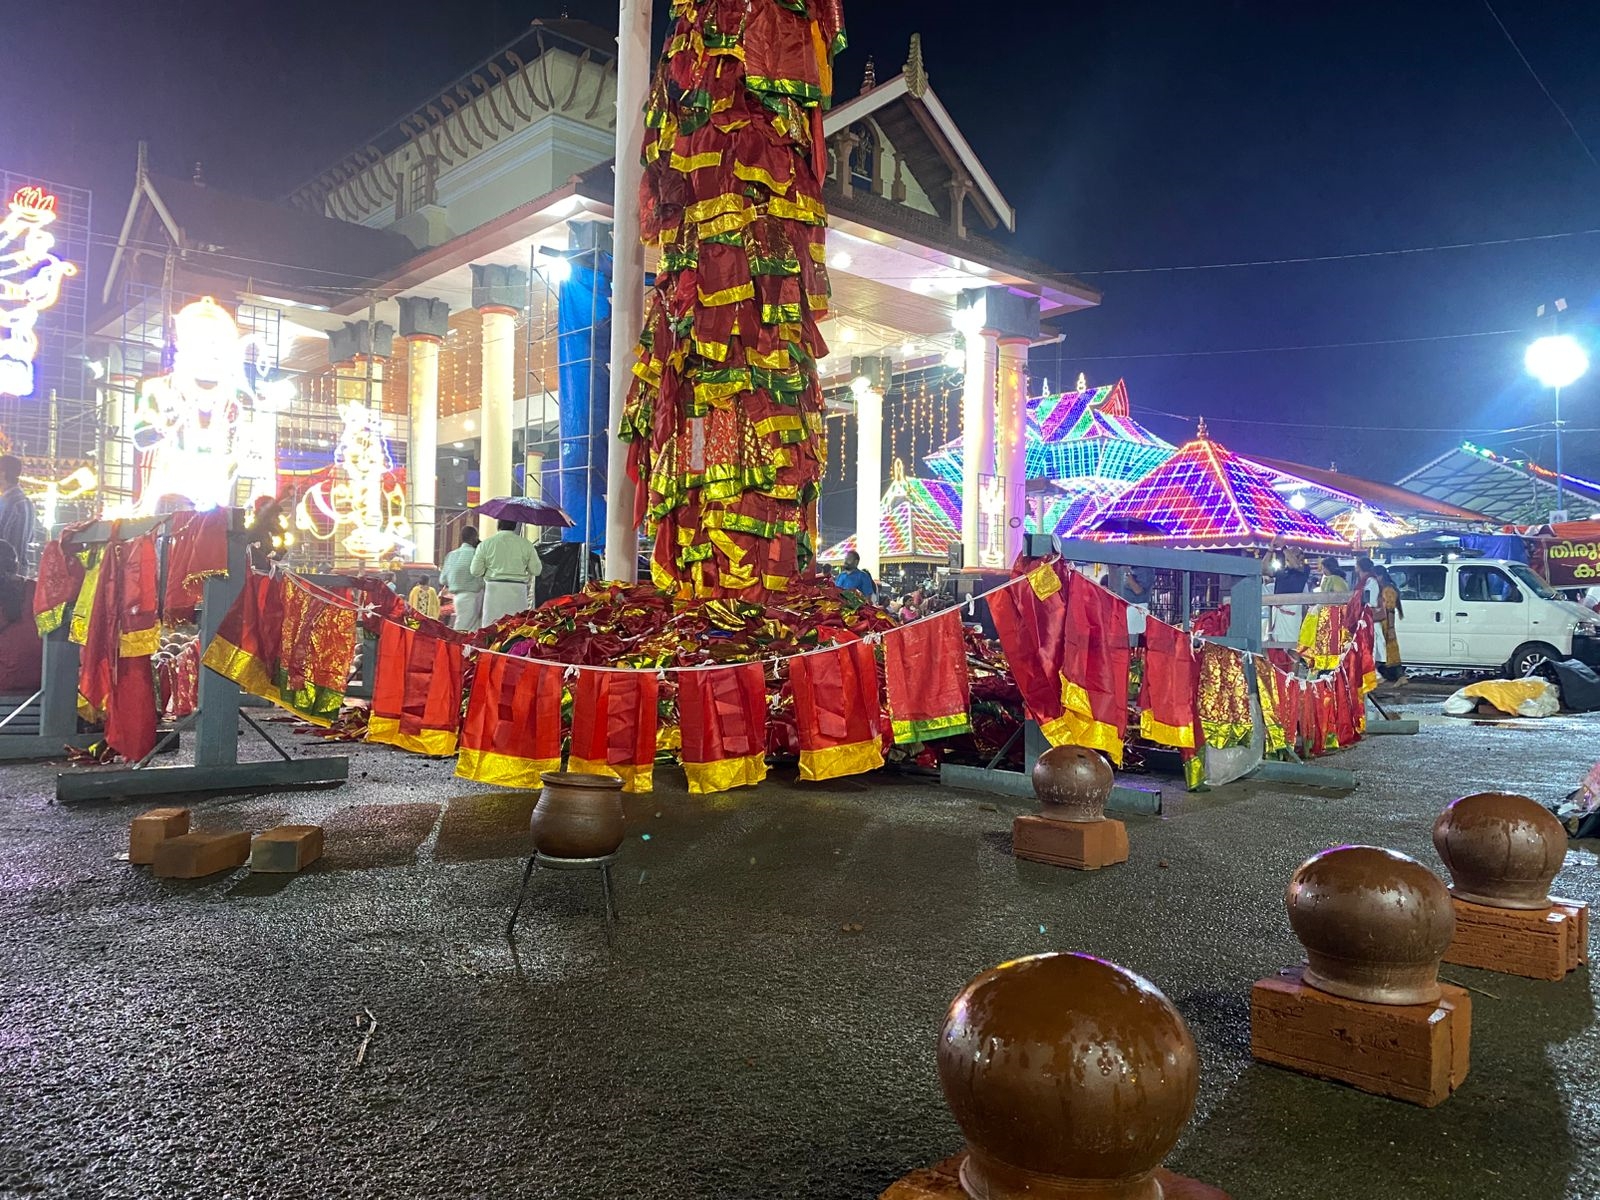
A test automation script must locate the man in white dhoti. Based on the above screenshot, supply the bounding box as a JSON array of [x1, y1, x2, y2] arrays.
[[471, 519, 542, 627]]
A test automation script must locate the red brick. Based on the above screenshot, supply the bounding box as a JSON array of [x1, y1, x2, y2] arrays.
[[129, 807, 190, 865], [1250, 967, 1470, 1107], [1012, 815, 1129, 870], [249, 825, 324, 874], [1444, 896, 1588, 981], [152, 831, 250, 879]]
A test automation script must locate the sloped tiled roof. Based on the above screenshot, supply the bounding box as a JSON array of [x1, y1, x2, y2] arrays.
[[821, 477, 961, 563]]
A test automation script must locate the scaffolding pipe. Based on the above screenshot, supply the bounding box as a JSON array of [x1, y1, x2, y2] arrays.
[[602, 0, 651, 583]]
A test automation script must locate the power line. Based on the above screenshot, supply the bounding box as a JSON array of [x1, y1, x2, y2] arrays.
[[1063, 327, 1524, 361], [1481, 0, 1600, 173], [1140, 408, 1600, 435]]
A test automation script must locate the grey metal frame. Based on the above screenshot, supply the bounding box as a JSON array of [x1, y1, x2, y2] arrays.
[[506, 851, 619, 943]]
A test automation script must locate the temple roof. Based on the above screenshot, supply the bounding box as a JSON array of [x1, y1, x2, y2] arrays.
[[1073, 427, 1350, 551], [1249, 454, 1490, 524], [923, 379, 1173, 489], [102, 164, 416, 308], [820, 475, 960, 564]]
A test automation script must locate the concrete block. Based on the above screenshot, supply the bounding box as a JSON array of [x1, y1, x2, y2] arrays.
[[1250, 967, 1470, 1107], [129, 807, 190, 865], [250, 825, 324, 874], [152, 831, 250, 880]]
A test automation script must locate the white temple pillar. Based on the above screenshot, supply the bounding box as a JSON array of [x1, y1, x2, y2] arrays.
[[996, 336, 1030, 566], [603, 0, 653, 583], [406, 336, 440, 559], [851, 356, 892, 579], [398, 297, 449, 564], [471, 265, 526, 537], [478, 307, 515, 536], [959, 324, 998, 568]]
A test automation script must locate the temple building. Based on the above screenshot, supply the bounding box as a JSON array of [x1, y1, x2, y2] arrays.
[[88, 21, 1098, 574]]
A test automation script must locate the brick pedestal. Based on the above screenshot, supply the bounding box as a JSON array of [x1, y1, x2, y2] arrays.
[[1012, 815, 1129, 870], [1443, 895, 1588, 981], [1250, 967, 1470, 1107], [153, 831, 251, 880], [879, 1155, 1228, 1199], [250, 825, 325, 873], [129, 807, 190, 865]]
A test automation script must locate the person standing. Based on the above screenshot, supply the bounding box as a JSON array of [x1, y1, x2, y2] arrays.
[[407, 574, 441, 620], [440, 527, 483, 632], [834, 550, 876, 600], [0, 540, 40, 693], [1356, 556, 1405, 683], [471, 520, 542, 627], [0, 456, 36, 571], [1318, 557, 1349, 593]]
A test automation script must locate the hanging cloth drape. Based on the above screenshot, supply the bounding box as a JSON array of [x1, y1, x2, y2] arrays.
[[455, 653, 564, 789], [883, 608, 971, 744], [569, 667, 661, 793], [790, 639, 884, 781], [1138, 618, 1199, 750], [367, 620, 465, 757], [1059, 571, 1132, 763], [678, 661, 769, 793]]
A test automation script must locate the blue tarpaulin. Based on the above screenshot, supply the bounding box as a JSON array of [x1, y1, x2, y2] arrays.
[[557, 253, 613, 545]]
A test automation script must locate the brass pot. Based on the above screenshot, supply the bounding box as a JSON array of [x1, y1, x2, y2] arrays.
[[1030, 745, 1115, 823], [937, 953, 1198, 1200], [1432, 792, 1567, 910], [1286, 846, 1454, 1006], [530, 772, 625, 859]]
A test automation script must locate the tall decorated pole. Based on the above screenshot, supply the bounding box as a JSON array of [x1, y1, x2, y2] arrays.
[[619, 0, 847, 598]]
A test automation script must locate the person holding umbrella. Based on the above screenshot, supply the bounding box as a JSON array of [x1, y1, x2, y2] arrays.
[[471, 519, 542, 626]]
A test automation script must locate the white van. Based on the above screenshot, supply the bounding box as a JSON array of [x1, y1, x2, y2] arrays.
[[1384, 558, 1600, 677]]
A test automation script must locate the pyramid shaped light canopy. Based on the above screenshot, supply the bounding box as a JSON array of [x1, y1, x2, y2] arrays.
[[1072, 421, 1351, 551]]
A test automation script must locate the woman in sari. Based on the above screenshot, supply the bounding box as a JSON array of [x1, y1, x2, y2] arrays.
[[1356, 556, 1405, 683]]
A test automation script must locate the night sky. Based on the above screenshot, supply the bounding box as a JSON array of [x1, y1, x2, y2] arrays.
[[6, 0, 1600, 484]]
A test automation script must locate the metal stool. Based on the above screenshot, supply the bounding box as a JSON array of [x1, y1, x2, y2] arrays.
[[505, 851, 619, 942]]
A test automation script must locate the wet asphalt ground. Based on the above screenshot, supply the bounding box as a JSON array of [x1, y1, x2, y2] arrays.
[[1, 702, 1597, 1200]]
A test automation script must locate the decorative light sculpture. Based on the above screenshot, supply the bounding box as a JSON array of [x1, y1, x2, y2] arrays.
[[296, 399, 412, 561], [0, 186, 77, 398], [132, 297, 283, 514]]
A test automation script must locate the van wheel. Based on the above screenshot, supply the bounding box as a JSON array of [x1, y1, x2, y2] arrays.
[[1507, 642, 1561, 679]]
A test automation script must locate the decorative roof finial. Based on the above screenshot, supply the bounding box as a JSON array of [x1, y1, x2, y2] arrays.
[[862, 56, 877, 93], [1075, 372, 1088, 393], [1196, 415, 1209, 439], [192, 161, 205, 187], [905, 33, 928, 97]]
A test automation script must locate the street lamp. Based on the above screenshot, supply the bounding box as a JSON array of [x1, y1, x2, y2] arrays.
[[1524, 333, 1588, 519]]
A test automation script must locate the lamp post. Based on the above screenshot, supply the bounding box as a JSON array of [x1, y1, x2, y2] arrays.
[[1524, 333, 1588, 520]]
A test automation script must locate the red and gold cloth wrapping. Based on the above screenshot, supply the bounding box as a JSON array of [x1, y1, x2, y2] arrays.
[[162, 509, 230, 624], [201, 571, 356, 726], [1354, 607, 1378, 695], [790, 638, 883, 781], [988, 566, 1072, 743], [678, 661, 769, 793], [1334, 655, 1364, 747], [1138, 618, 1199, 750], [1059, 572, 1131, 764], [569, 668, 661, 793], [367, 620, 464, 757], [455, 652, 564, 789], [618, 0, 846, 599], [1256, 659, 1289, 756], [77, 530, 160, 762], [1196, 643, 1253, 749], [883, 609, 971, 744], [33, 537, 85, 635], [1297, 604, 1345, 672]]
